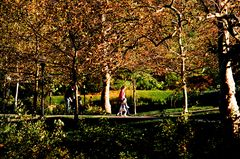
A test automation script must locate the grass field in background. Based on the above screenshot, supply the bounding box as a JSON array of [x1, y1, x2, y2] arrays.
[[133, 90, 173, 101], [48, 96, 65, 105], [136, 105, 218, 116], [49, 90, 174, 106], [48, 90, 219, 116]]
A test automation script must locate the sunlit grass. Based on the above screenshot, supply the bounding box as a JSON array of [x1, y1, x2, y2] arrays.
[[47, 96, 64, 105], [137, 105, 219, 117], [50, 90, 174, 105], [134, 90, 173, 102], [164, 105, 217, 113], [49, 90, 219, 117]]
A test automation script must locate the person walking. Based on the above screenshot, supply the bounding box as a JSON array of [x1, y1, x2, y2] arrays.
[[117, 86, 129, 116], [64, 86, 73, 114]]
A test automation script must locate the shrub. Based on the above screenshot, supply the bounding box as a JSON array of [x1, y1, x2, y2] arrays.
[[0, 118, 68, 158], [136, 73, 164, 90], [0, 117, 227, 158], [83, 105, 106, 115], [165, 72, 181, 89]]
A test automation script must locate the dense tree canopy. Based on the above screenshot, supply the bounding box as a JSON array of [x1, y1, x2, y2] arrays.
[[2, 0, 239, 119], [2, 0, 240, 156], [0, 0, 219, 88]]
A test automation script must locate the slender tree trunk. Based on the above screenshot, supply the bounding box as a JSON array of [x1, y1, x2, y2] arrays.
[[14, 82, 19, 113], [74, 84, 79, 120], [40, 62, 45, 117], [14, 63, 19, 113], [3, 80, 6, 115], [178, 12, 188, 114], [68, 29, 79, 121], [168, 3, 188, 114], [72, 50, 79, 121], [33, 61, 39, 116], [33, 31, 39, 116], [181, 48, 188, 114], [101, 1, 112, 114], [132, 79, 137, 114], [102, 71, 111, 114]]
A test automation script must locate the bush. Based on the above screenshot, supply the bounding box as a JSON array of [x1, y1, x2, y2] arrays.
[[83, 105, 106, 115], [63, 118, 223, 158], [0, 118, 68, 158], [136, 73, 164, 90], [165, 72, 181, 89], [111, 79, 132, 90], [0, 117, 231, 159]]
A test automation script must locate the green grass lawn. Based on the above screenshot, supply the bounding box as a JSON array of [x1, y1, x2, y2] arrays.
[[49, 90, 174, 106], [136, 105, 219, 116], [134, 90, 173, 103], [48, 96, 64, 105], [47, 90, 219, 117]]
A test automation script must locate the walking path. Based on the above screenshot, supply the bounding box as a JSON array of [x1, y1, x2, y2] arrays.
[[0, 108, 220, 123]]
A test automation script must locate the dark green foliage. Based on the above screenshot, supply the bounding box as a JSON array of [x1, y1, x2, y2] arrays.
[[0, 117, 235, 159], [112, 79, 132, 90], [135, 73, 164, 90], [165, 72, 181, 89], [0, 83, 35, 114], [0, 119, 68, 158], [45, 104, 66, 115], [165, 90, 221, 109]]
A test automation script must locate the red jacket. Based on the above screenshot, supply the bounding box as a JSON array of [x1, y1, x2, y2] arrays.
[[119, 89, 125, 101]]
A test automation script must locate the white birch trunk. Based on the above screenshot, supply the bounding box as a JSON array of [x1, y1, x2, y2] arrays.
[[101, 1, 112, 114], [104, 72, 111, 114], [219, 0, 240, 135], [14, 82, 19, 113], [177, 8, 188, 114]]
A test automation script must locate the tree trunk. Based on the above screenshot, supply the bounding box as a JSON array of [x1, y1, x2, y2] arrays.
[[101, 2, 112, 114], [72, 54, 79, 121], [177, 11, 188, 114], [68, 29, 79, 121], [40, 62, 45, 117], [181, 48, 188, 114], [14, 82, 19, 113], [218, 0, 240, 136], [14, 62, 19, 113], [33, 61, 39, 116], [101, 71, 111, 114], [132, 79, 137, 114], [74, 84, 79, 121]]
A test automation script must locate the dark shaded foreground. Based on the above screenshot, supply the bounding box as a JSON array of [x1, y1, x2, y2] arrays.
[[42, 114, 237, 159]]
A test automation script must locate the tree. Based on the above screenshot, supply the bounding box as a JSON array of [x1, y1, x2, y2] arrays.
[[0, 0, 47, 114], [162, 0, 189, 113], [90, 0, 145, 114], [200, 0, 240, 136], [42, 0, 99, 119], [124, 0, 214, 113], [1, 0, 95, 117]]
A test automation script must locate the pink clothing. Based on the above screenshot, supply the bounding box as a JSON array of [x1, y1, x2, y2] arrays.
[[117, 86, 129, 116], [119, 89, 125, 101]]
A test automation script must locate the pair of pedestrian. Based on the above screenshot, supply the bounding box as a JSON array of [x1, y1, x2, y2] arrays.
[[117, 86, 130, 116]]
